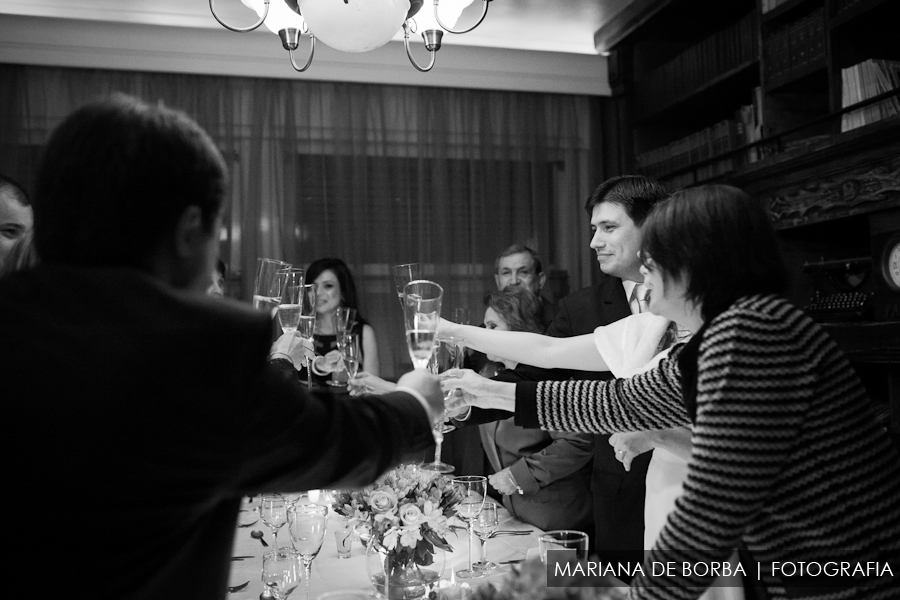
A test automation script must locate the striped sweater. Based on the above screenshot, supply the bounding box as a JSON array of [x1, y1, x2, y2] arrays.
[[516, 295, 900, 600]]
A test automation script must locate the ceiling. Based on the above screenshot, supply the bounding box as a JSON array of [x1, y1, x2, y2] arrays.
[[0, 0, 634, 95], [0, 0, 631, 55]]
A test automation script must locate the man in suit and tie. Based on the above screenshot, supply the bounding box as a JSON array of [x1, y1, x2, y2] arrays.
[[1, 94, 442, 600]]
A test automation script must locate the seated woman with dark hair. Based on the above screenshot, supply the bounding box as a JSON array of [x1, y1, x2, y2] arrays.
[[442, 185, 900, 600], [300, 257, 380, 386], [467, 286, 593, 532]]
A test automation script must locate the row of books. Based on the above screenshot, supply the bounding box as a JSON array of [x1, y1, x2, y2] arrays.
[[635, 11, 757, 117], [763, 8, 826, 81], [635, 91, 765, 182], [841, 59, 900, 131]]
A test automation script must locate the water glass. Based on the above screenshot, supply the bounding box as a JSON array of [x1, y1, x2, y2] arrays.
[[288, 504, 328, 600], [260, 494, 289, 550], [334, 524, 353, 559], [262, 547, 302, 600], [473, 502, 499, 572], [453, 476, 487, 579], [538, 530, 589, 563]]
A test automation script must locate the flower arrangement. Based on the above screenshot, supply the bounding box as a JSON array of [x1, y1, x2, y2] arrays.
[[332, 464, 463, 573]]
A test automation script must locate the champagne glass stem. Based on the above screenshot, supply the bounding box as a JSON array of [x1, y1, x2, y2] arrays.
[[273, 528, 279, 550], [480, 537, 487, 564], [306, 356, 313, 389], [468, 521, 475, 572], [433, 426, 443, 465], [304, 560, 312, 600]]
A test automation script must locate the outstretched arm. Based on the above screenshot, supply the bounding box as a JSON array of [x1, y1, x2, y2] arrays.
[[439, 320, 607, 371]]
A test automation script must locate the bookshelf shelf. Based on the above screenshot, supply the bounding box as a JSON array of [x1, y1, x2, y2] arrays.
[[635, 60, 760, 125], [765, 58, 828, 93], [762, 0, 822, 24], [830, 0, 892, 30]]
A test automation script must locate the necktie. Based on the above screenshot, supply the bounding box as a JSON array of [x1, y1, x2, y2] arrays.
[[633, 284, 649, 314]]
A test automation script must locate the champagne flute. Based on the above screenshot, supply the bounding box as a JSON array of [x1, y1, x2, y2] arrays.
[[261, 548, 302, 600], [338, 331, 361, 379], [260, 494, 288, 551], [328, 307, 357, 387], [472, 502, 499, 572], [402, 280, 442, 369], [297, 284, 317, 389], [420, 337, 458, 473], [392, 263, 421, 309], [254, 258, 291, 315], [288, 504, 328, 600], [277, 268, 305, 334], [453, 476, 487, 579]]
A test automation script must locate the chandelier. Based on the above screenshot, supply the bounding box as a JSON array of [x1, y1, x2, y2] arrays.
[[209, 0, 493, 73]]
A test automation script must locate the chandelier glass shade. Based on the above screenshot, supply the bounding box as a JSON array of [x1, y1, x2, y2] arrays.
[[209, 0, 492, 72]]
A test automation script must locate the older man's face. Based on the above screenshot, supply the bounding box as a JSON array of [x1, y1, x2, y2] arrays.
[[0, 191, 33, 268], [495, 252, 543, 294]]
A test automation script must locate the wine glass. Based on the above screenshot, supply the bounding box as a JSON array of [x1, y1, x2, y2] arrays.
[[288, 504, 328, 600], [254, 258, 291, 315], [338, 331, 361, 379], [392, 263, 421, 309], [260, 494, 288, 550], [262, 547, 302, 600], [420, 337, 459, 473], [277, 268, 305, 334], [297, 283, 317, 389], [328, 307, 357, 387], [453, 475, 487, 579], [472, 502, 499, 573]]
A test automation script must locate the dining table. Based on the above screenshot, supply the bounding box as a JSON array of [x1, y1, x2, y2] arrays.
[[227, 493, 544, 600]]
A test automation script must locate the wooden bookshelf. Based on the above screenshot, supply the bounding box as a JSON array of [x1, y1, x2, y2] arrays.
[[597, 0, 900, 420]]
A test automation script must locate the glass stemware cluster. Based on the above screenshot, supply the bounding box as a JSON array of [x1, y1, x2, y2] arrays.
[[258, 494, 328, 600]]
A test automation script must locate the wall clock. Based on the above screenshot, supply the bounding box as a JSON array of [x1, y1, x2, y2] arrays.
[[881, 233, 900, 293]]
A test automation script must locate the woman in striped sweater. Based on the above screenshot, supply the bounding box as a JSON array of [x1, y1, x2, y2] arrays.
[[441, 185, 900, 600]]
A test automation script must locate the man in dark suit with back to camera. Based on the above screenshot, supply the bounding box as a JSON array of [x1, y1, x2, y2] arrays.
[[0, 94, 442, 600]]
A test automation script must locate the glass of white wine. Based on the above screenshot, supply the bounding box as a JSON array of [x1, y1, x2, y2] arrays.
[[254, 258, 291, 315], [262, 547, 302, 600], [277, 268, 305, 334], [288, 504, 328, 600], [297, 283, 317, 389]]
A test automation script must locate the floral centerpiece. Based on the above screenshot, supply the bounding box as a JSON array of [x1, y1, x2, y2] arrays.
[[333, 464, 463, 599]]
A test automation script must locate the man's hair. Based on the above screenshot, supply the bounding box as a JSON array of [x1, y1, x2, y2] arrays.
[[484, 286, 544, 334], [641, 184, 788, 322], [494, 244, 543, 275], [0, 174, 30, 207], [33, 94, 227, 268], [583, 175, 669, 226]]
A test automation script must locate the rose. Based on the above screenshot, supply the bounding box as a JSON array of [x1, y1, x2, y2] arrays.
[[399, 503, 423, 526], [368, 488, 398, 514]]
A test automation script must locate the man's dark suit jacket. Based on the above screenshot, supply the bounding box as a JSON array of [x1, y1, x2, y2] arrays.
[[466, 275, 651, 560], [1, 265, 432, 600]]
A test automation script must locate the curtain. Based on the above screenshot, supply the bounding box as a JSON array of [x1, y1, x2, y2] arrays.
[[0, 64, 597, 378]]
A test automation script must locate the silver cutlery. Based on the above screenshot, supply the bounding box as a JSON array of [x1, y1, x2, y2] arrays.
[[228, 581, 250, 593]]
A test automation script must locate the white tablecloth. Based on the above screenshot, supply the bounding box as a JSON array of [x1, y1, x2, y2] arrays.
[[228, 496, 542, 600]]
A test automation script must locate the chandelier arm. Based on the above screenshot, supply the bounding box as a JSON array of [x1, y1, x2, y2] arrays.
[[288, 35, 316, 72], [403, 23, 437, 72], [434, 0, 491, 35], [209, 0, 270, 33]]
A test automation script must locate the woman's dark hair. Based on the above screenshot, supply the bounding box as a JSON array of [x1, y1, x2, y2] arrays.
[[484, 286, 544, 334], [33, 94, 226, 268], [306, 257, 369, 326], [641, 184, 788, 322]]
